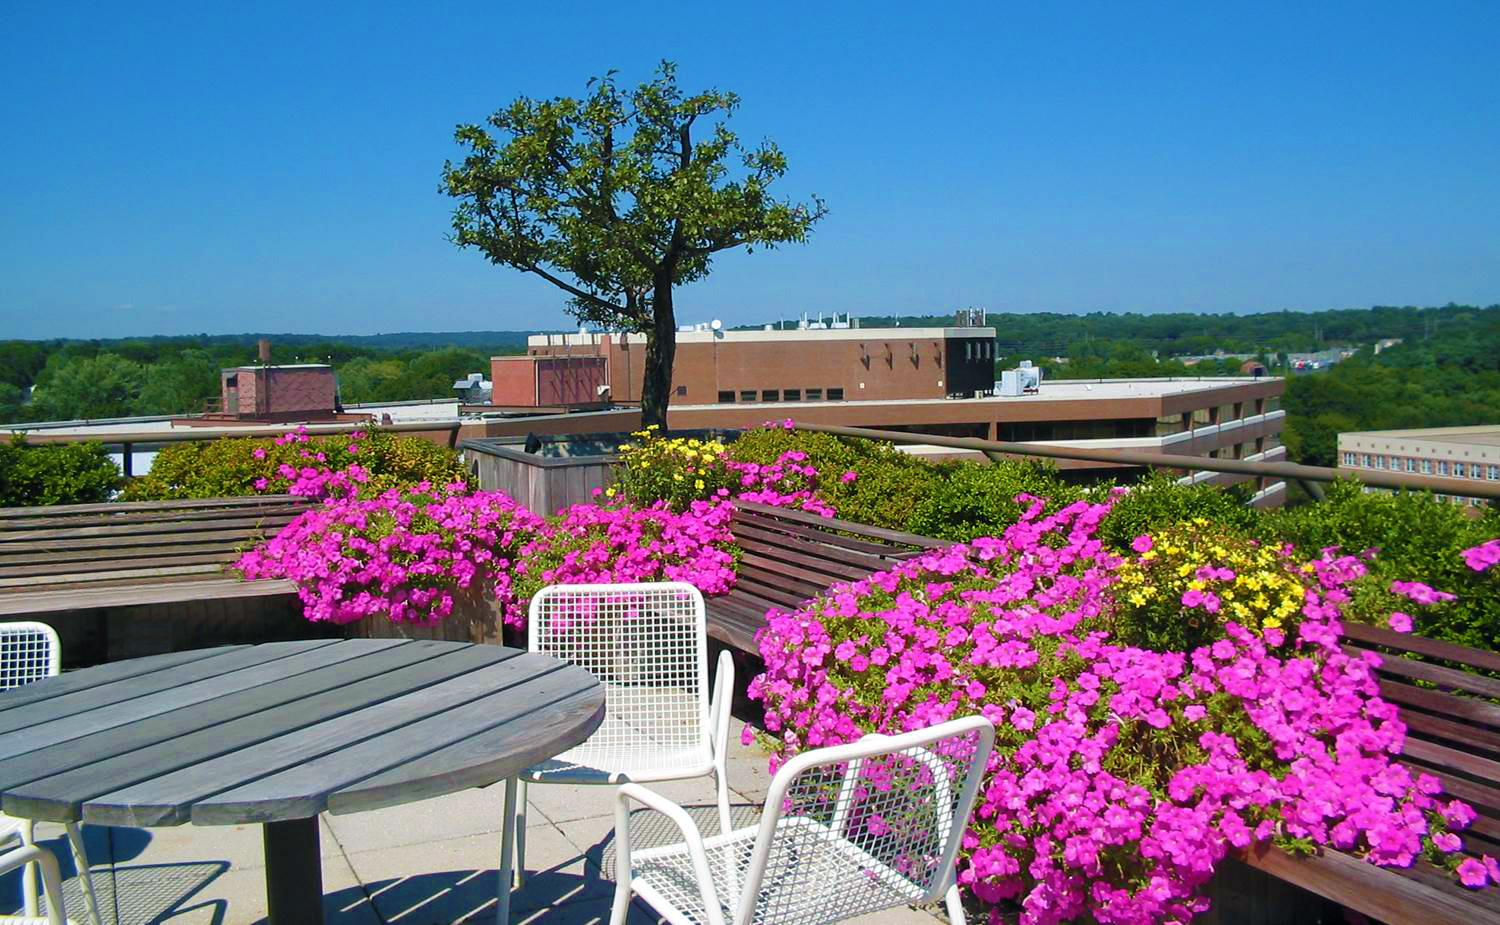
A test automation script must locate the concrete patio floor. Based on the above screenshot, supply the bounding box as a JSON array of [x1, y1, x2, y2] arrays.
[[3, 719, 948, 925]]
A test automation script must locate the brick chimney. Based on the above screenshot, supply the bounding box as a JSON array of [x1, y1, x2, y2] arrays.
[[258, 339, 271, 364]]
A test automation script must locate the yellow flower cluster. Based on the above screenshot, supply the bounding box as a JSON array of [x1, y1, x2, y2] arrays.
[[611, 426, 731, 510], [1116, 519, 1305, 638]]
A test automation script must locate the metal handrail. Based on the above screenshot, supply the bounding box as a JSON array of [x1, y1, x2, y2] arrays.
[[789, 422, 1500, 502]]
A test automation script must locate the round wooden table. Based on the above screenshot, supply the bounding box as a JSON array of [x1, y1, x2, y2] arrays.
[[0, 638, 605, 924]]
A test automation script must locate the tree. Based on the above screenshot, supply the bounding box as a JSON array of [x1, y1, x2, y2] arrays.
[[442, 61, 825, 428], [29, 354, 146, 422]]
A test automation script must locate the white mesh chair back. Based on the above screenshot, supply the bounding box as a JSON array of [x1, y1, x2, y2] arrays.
[[0, 623, 60, 691], [528, 582, 713, 780], [729, 717, 994, 925]]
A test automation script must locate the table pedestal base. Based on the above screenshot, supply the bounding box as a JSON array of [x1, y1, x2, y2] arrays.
[[265, 816, 324, 925]]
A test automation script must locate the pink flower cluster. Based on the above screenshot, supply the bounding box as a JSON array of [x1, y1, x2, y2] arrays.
[[253, 426, 374, 501], [503, 498, 738, 628], [235, 484, 542, 625], [1461, 539, 1500, 573], [749, 496, 1483, 924], [724, 450, 836, 517]]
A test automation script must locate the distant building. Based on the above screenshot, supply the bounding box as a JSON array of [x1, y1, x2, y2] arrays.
[[452, 372, 493, 405], [1339, 425, 1500, 507], [490, 356, 608, 408], [522, 324, 999, 404], [217, 364, 341, 423]]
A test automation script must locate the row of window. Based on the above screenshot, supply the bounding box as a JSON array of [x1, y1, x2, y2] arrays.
[[1158, 397, 1281, 435], [711, 388, 845, 403], [1342, 452, 1500, 480]]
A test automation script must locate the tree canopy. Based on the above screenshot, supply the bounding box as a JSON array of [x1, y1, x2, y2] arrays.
[[442, 61, 825, 426]]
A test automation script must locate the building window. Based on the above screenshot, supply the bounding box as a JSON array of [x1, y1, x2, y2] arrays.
[[717, 390, 735, 403], [1489, 465, 1500, 480], [1438, 461, 1450, 476], [1454, 462, 1466, 477], [1375, 456, 1386, 469], [828, 388, 845, 400], [783, 388, 801, 401], [762, 389, 779, 402], [676, 385, 687, 396], [1342, 452, 1356, 466], [806, 388, 823, 401], [740, 390, 757, 402], [1255, 398, 1265, 415], [1405, 458, 1417, 473], [1361, 454, 1372, 467], [1422, 459, 1433, 474]]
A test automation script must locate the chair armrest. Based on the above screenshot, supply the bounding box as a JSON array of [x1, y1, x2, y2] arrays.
[[614, 783, 728, 925], [709, 650, 734, 762], [0, 843, 67, 925]]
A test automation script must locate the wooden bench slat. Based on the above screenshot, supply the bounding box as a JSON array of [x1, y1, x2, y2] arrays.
[[0, 513, 303, 544], [1236, 845, 1485, 925], [1344, 621, 1500, 676], [733, 500, 950, 548], [731, 520, 906, 572], [0, 578, 296, 616], [0, 563, 228, 590], [732, 514, 916, 558], [1378, 679, 1500, 728], [1400, 739, 1500, 809], [1400, 708, 1500, 760], [0, 551, 242, 580], [1358, 648, 1500, 701], [0, 526, 279, 556], [733, 537, 877, 583], [0, 495, 305, 519]]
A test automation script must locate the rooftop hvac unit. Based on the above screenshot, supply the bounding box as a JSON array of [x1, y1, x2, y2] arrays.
[[998, 364, 1042, 397]]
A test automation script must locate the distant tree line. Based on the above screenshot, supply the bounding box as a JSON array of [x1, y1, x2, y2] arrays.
[[0, 337, 524, 425]]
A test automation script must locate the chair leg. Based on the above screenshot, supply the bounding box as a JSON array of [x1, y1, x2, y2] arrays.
[[19, 817, 38, 918], [497, 779, 517, 925], [714, 766, 732, 839], [513, 779, 527, 888], [65, 822, 101, 925], [608, 879, 634, 925], [944, 882, 967, 925]]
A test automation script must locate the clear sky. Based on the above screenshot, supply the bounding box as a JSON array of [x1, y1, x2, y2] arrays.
[[2, 1, 1496, 340]]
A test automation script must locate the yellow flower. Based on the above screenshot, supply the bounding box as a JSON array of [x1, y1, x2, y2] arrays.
[[673, 473, 683, 481], [695, 479, 705, 489]]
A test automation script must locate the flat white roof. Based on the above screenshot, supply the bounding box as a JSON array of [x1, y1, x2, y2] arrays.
[[1341, 425, 1500, 448]]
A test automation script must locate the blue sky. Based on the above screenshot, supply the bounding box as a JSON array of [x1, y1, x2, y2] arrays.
[[2, 1, 1496, 339]]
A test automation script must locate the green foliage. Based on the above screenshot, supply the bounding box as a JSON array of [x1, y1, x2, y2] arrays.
[[0, 437, 120, 507], [1260, 480, 1500, 650], [443, 60, 826, 428], [727, 428, 932, 528], [907, 459, 1083, 542], [1096, 472, 1260, 554], [28, 353, 148, 421], [121, 431, 467, 501]]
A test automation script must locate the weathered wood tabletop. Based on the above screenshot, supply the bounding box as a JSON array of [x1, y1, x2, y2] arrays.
[[0, 638, 605, 924]]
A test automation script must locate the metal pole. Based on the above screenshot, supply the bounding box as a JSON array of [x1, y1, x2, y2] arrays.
[[264, 817, 323, 925]]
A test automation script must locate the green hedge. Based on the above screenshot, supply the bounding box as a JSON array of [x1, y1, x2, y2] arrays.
[[0, 437, 120, 507], [121, 431, 468, 501]]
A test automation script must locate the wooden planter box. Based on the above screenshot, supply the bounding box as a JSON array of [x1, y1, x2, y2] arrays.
[[345, 584, 504, 645]]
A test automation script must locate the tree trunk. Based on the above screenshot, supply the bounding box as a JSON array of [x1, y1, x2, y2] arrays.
[[640, 282, 677, 430]]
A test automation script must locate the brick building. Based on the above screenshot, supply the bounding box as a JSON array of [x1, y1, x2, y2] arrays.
[[521, 326, 1000, 404]]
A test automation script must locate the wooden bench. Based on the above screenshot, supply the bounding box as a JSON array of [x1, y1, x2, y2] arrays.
[[0, 495, 311, 618], [706, 500, 951, 653], [1234, 621, 1500, 925]]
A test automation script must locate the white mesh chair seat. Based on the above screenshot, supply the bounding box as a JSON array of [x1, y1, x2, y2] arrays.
[[610, 716, 996, 925], [629, 817, 927, 925], [499, 582, 733, 925]]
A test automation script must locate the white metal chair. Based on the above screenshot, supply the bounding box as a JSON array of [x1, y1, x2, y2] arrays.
[[609, 715, 996, 925], [0, 624, 99, 925], [500, 582, 733, 919], [0, 843, 72, 924]]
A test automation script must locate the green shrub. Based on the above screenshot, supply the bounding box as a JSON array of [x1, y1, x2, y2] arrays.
[[1260, 480, 1500, 649], [1096, 472, 1260, 554], [906, 458, 1083, 542], [727, 428, 931, 528], [122, 430, 467, 501], [0, 437, 120, 507]]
